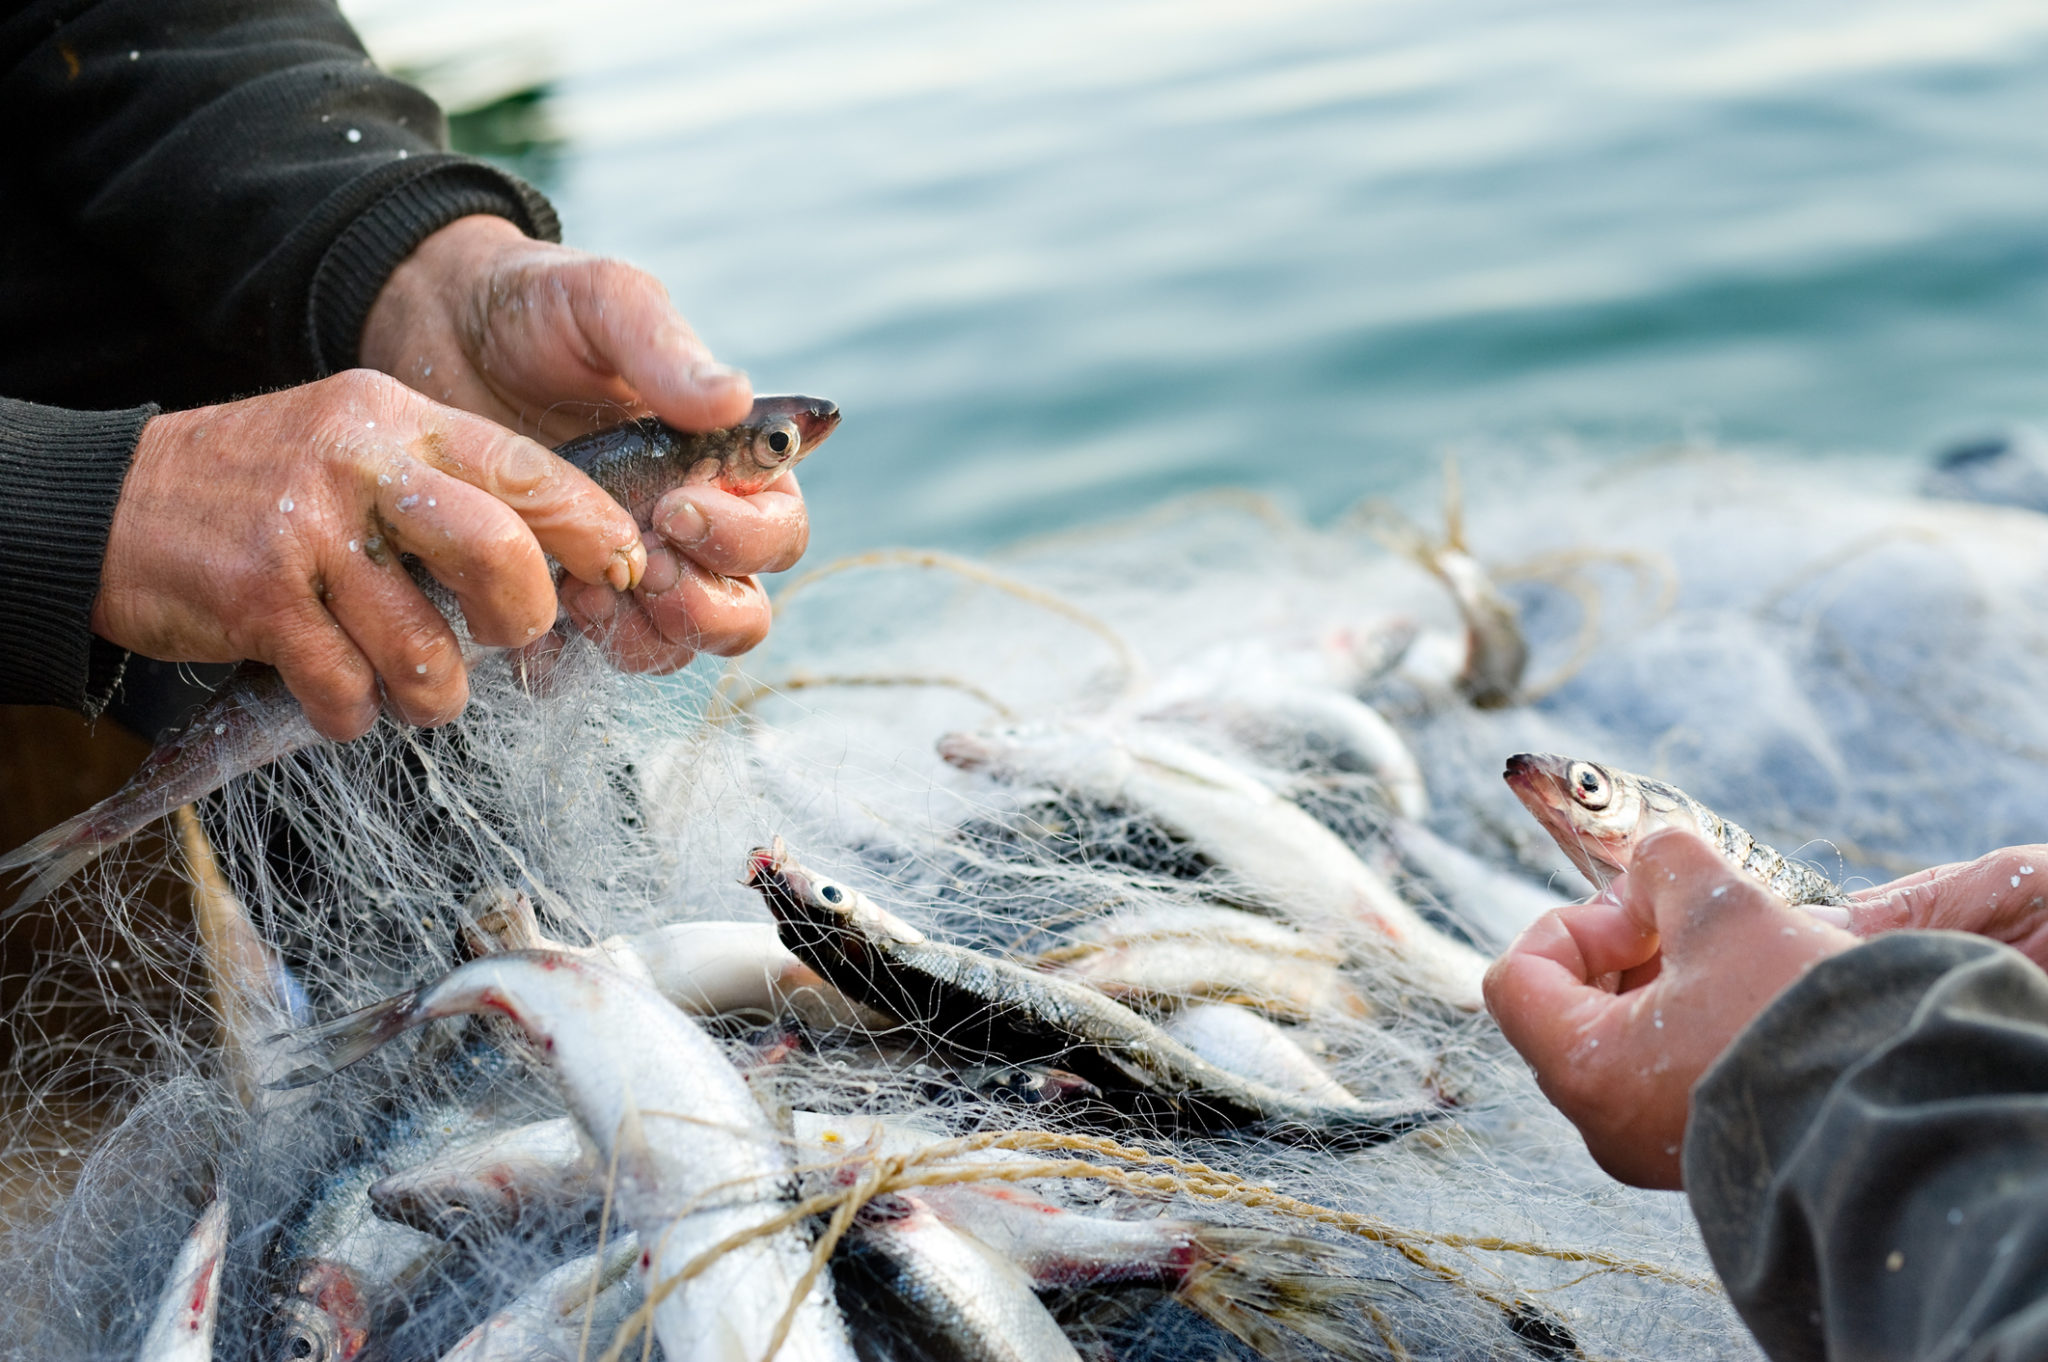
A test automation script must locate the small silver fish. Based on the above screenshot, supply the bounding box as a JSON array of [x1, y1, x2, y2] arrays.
[[367, 1116, 596, 1241], [1359, 466, 1527, 708], [464, 887, 882, 1030], [1504, 751, 1849, 906], [137, 1198, 228, 1362], [436, 1235, 641, 1362], [279, 951, 858, 1362], [748, 841, 1441, 1147], [1036, 904, 1366, 1024], [0, 397, 841, 910], [912, 1181, 1394, 1362], [838, 1194, 1082, 1362]]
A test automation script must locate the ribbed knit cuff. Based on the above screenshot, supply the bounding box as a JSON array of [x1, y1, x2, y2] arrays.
[[0, 400, 154, 712], [305, 160, 562, 376]]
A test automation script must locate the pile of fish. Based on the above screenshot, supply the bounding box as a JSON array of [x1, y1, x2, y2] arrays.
[[19, 436, 2048, 1361]]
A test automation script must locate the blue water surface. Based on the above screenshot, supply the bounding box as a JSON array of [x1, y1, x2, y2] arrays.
[[349, 0, 2048, 560]]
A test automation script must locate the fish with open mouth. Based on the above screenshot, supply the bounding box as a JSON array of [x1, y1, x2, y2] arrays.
[[0, 397, 841, 909], [1503, 751, 1849, 907]]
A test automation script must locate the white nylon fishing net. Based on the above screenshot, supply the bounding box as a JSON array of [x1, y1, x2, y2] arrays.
[[4, 441, 2036, 1362]]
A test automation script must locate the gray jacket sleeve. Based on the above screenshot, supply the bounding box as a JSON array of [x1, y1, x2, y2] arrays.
[[1684, 930, 2048, 1362]]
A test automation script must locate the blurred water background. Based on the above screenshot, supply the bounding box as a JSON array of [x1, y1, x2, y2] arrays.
[[340, 0, 2048, 561]]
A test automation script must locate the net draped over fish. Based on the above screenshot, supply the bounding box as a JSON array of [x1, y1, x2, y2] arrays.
[[2, 443, 2035, 1362]]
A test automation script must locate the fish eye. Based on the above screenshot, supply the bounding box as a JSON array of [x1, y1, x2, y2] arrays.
[[819, 884, 844, 904], [1566, 761, 1611, 810], [756, 420, 802, 464]]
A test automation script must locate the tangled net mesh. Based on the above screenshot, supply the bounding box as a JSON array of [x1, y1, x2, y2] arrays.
[[2, 440, 2038, 1362]]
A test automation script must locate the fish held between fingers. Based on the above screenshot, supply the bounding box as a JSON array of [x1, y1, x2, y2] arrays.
[[1502, 751, 1850, 907], [0, 396, 840, 910]]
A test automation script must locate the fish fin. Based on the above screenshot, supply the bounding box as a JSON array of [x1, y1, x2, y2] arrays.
[[1173, 1229, 1416, 1362], [266, 985, 424, 1089], [0, 838, 108, 913]]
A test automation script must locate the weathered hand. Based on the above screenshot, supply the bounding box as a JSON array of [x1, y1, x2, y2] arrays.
[[1848, 845, 2048, 968], [91, 371, 645, 740], [359, 215, 807, 673], [1484, 828, 1857, 1189]]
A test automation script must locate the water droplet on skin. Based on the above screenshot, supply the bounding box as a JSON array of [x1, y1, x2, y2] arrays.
[[1710, 885, 1728, 898], [347, 540, 360, 553], [414, 664, 427, 674], [378, 474, 391, 486], [278, 497, 294, 512], [1949, 1208, 1964, 1225], [1653, 1009, 1664, 1029], [365, 421, 375, 429], [1782, 926, 1798, 937], [346, 127, 362, 142], [1586, 1038, 1598, 1048], [2014, 876, 2022, 889], [426, 497, 436, 508], [401, 473, 410, 485], [1886, 1250, 1905, 1272], [2024, 866, 2036, 875], [421, 364, 432, 377], [397, 494, 420, 513]]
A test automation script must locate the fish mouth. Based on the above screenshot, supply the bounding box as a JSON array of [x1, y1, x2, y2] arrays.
[[1502, 752, 1624, 889], [749, 395, 841, 453], [745, 838, 793, 892], [1502, 752, 1573, 809]]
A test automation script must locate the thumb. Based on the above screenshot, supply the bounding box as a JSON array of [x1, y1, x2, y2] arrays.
[[1629, 827, 1852, 1004]]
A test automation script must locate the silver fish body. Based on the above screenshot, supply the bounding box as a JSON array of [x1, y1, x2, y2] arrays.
[[368, 1116, 596, 1240], [137, 1198, 229, 1362], [749, 843, 1441, 1147], [281, 952, 857, 1362], [1160, 1002, 1364, 1108], [465, 890, 879, 1030], [0, 397, 841, 909], [435, 1235, 641, 1362], [1504, 751, 1849, 906], [839, 1195, 1081, 1362], [937, 719, 1488, 1009], [1038, 904, 1364, 1024]]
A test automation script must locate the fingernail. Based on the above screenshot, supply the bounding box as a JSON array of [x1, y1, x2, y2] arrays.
[[662, 499, 711, 547], [689, 361, 747, 386], [606, 541, 644, 592], [1804, 904, 1851, 928]]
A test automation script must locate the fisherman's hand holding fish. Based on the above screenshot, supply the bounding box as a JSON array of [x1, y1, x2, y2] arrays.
[[1483, 828, 1856, 1189], [361, 214, 818, 675]]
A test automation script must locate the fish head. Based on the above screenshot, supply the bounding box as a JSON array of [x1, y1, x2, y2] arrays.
[[747, 840, 923, 990], [718, 394, 841, 495], [1503, 752, 1653, 890], [272, 1264, 370, 1362]]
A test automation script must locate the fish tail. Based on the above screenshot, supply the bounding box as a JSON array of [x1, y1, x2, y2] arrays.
[[267, 985, 425, 1089], [0, 835, 109, 912], [1174, 1229, 1411, 1362]]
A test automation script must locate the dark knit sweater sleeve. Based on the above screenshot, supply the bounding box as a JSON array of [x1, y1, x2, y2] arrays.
[[0, 0, 560, 382], [1684, 931, 2048, 1362], [0, 400, 150, 709]]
